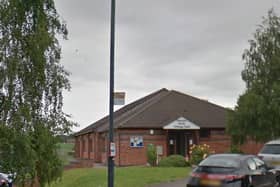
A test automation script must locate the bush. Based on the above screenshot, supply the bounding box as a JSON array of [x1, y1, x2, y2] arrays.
[[158, 155, 187, 167], [189, 144, 211, 165], [147, 144, 157, 166], [68, 151, 74, 156]]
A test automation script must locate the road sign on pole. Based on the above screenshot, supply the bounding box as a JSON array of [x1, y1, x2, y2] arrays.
[[114, 92, 125, 105]]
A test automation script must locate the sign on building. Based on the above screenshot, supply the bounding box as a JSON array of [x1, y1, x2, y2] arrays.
[[130, 136, 143, 147], [114, 92, 125, 105], [163, 117, 200, 130]]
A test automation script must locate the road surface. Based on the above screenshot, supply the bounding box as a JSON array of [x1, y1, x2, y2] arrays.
[[148, 178, 188, 187]]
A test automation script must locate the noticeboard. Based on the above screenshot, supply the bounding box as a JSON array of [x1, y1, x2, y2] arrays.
[[156, 145, 163, 155], [130, 136, 143, 147]]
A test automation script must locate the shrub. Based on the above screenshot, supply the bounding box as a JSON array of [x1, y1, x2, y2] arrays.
[[189, 144, 211, 165], [68, 151, 74, 156], [158, 155, 187, 167], [147, 144, 157, 166]]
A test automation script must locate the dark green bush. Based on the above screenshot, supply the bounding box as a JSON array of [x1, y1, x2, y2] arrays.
[[68, 151, 74, 156], [147, 144, 157, 166], [158, 155, 187, 167]]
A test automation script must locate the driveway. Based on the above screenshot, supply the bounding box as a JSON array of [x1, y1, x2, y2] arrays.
[[148, 178, 188, 187]]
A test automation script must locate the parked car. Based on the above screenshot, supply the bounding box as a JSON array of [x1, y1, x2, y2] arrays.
[[0, 174, 8, 187], [0, 167, 14, 187], [186, 154, 279, 187], [258, 139, 280, 169], [0, 173, 12, 187]]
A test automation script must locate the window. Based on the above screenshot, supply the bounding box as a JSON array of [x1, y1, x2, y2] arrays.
[[211, 129, 225, 135], [82, 139, 85, 153], [260, 144, 280, 154], [199, 157, 240, 168], [200, 129, 210, 138], [253, 157, 265, 169], [88, 138, 93, 153]]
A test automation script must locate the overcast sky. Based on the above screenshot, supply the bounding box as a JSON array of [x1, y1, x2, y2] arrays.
[[55, 0, 280, 132]]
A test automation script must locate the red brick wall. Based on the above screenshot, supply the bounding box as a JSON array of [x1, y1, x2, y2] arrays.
[[240, 140, 264, 155], [74, 128, 265, 166], [88, 134, 94, 159], [115, 129, 167, 166], [200, 134, 231, 153], [74, 133, 95, 160], [200, 133, 263, 154]]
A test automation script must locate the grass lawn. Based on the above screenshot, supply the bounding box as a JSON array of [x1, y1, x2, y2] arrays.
[[57, 143, 75, 165], [49, 167, 190, 187]]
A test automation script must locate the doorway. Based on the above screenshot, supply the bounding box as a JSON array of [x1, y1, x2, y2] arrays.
[[168, 131, 190, 156]]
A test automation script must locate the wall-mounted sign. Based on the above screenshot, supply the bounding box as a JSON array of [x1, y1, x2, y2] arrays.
[[163, 117, 200, 130], [189, 139, 193, 145], [114, 92, 125, 105], [130, 136, 143, 147], [110, 142, 116, 157]]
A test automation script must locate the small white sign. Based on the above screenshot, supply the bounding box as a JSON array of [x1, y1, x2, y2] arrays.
[[163, 117, 200, 130], [189, 139, 193, 145], [110, 142, 116, 157], [114, 92, 125, 105]]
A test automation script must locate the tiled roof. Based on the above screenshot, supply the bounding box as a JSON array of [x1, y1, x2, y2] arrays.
[[75, 88, 228, 136]]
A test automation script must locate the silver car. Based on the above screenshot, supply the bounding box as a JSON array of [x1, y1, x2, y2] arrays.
[[258, 140, 280, 169]]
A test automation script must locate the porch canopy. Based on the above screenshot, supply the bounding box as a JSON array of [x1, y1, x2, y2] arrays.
[[163, 117, 200, 130]]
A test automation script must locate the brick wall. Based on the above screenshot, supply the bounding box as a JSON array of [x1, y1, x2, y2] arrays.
[[200, 133, 263, 154], [115, 129, 167, 166], [74, 129, 265, 166], [240, 140, 264, 154], [74, 133, 95, 160], [200, 134, 231, 153]]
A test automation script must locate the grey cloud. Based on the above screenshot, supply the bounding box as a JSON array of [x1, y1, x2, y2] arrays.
[[55, 0, 280, 131]]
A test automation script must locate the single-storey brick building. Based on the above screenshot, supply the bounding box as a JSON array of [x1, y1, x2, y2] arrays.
[[74, 88, 263, 166]]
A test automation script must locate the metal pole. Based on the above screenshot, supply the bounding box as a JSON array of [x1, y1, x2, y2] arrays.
[[108, 0, 116, 186]]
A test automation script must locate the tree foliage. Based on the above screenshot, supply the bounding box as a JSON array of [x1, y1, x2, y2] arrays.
[[228, 9, 280, 145], [0, 0, 74, 186]]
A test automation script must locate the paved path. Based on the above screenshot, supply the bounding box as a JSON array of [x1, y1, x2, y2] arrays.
[[148, 178, 188, 187]]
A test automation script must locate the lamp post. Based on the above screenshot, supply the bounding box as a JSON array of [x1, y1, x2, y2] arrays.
[[108, 0, 116, 186]]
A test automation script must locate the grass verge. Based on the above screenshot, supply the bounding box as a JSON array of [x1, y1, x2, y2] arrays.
[[49, 167, 190, 187]]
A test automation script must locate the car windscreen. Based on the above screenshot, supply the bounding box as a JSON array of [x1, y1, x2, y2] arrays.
[[199, 157, 240, 168], [260, 144, 280, 154]]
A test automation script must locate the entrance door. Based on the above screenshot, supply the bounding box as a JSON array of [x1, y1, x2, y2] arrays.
[[168, 131, 189, 156]]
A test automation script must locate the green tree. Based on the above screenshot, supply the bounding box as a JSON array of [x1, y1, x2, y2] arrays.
[[228, 9, 280, 145], [0, 0, 74, 186]]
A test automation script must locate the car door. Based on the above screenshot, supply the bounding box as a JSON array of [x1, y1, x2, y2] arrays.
[[252, 157, 276, 187], [247, 158, 266, 187]]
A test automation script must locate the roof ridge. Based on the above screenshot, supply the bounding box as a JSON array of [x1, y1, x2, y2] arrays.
[[114, 90, 169, 123], [170, 90, 227, 110], [117, 90, 172, 128], [96, 89, 171, 132]]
